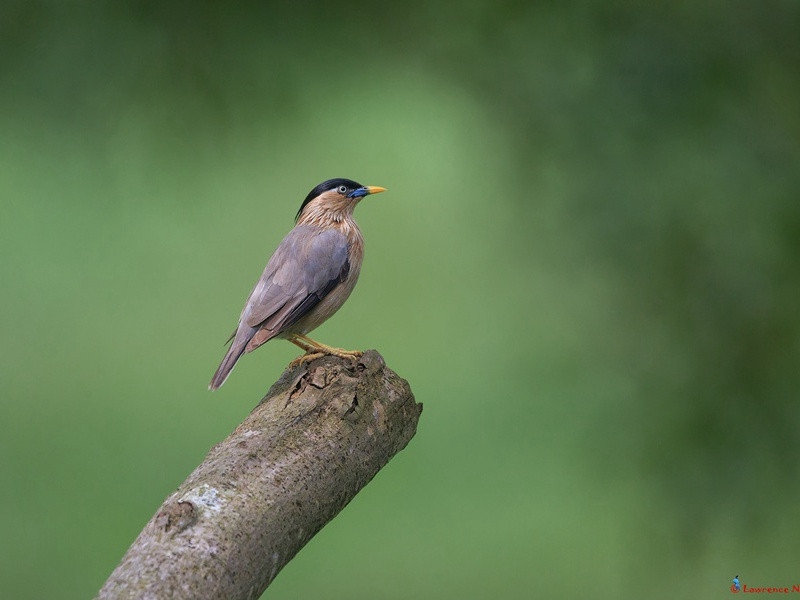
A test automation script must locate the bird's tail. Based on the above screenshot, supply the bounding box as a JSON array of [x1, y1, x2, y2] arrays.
[[209, 326, 256, 390]]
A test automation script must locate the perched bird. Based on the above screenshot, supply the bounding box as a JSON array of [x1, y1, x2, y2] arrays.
[[209, 178, 386, 390]]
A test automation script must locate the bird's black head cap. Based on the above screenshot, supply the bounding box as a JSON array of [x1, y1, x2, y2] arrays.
[[296, 178, 363, 221]]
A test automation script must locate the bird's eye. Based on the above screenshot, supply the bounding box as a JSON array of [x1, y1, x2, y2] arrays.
[[337, 185, 348, 194]]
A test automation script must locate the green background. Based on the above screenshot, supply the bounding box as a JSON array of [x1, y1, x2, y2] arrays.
[[2, 1, 799, 598]]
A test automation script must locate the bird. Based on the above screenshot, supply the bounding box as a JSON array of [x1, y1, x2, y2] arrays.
[[209, 178, 386, 390]]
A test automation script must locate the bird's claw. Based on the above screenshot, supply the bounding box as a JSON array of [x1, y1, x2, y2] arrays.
[[324, 348, 363, 367], [289, 348, 363, 369], [289, 352, 325, 369], [329, 348, 363, 361]]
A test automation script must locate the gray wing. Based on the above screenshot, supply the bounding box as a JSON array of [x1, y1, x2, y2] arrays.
[[241, 225, 350, 351]]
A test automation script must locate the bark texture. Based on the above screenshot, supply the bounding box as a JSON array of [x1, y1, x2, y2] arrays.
[[96, 350, 422, 600]]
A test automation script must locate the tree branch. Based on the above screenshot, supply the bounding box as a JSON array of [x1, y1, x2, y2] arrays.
[[96, 350, 422, 600]]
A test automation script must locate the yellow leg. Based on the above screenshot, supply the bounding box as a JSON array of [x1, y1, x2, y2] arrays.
[[288, 336, 314, 353], [287, 336, 323, 367], [287, 333, 362, 367]]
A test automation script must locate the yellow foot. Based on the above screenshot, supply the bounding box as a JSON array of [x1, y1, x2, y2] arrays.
[[326, 347, 363, 361], [288, 334, 363, 365], [289, 352, 325, 368]]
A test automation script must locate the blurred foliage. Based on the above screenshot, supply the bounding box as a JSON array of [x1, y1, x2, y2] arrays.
[[1, 1, 799, 598]]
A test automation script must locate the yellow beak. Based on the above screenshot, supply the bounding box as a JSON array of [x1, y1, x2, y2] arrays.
[[366, 186, 387, 195]]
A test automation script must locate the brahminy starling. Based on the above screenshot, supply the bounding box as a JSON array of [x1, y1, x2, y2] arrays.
[[209, 178, 386, 390]]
